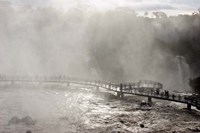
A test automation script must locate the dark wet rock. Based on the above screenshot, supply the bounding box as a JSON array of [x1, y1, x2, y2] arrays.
[[140, 101, 152, 111], [140, 101, 148, 106], [110, 106, 117, 108], [140, 124, 145, 128], [119, 119, 124, 124], [8, 116, 21, 125], [105, 121, 109, 124], [140, 106, 152, 111], [118, 114, 129, 117], [26, 130, 32, 133], [111, 131, 121, 133], [188, 127, 200, 132], [167, 105, 172, 108], [21, 116, 35, 125], [189, 76, 200, 94], [8, 116, 35, 125]]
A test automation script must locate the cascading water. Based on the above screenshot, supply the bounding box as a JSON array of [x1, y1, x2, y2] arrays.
[[175, 56, 191, 92]]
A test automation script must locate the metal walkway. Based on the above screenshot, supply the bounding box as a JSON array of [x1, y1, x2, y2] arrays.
[[0, 76, 199, 111]]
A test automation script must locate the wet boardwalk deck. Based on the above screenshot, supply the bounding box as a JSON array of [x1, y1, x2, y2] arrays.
[[0, 76, 199, 110]]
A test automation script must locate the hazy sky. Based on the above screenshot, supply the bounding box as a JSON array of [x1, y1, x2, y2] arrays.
[[10, 0, 199, 9]]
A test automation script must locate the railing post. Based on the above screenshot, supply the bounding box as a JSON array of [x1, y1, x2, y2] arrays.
[[172, 94, 175, 100], [120, 83, 124, 99], [129, 84, 132, 93]]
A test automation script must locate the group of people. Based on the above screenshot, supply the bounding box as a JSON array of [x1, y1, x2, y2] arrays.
[[159, 90, 169, 98], [153, 89, 181, 100], [164, 90, 169, 98]]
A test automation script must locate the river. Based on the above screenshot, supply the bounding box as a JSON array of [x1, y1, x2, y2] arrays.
[[0, 83, 199, 133]]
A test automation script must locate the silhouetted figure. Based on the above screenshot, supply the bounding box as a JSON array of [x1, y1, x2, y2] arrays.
[[172, 94, 175, 100], [127, 84, 132, 93], [156, 89, 159, 95], [178, 95, 181, 101], [164, 90, 167, 96], [161, 92, 164, 97], [164, 90, 169, 98], [150, 89, 153, 95], [119, 83, 124, 99], [120, 83, 123, 92]]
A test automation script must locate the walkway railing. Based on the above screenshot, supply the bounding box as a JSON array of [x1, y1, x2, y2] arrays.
[[0, 75, 199, 110]]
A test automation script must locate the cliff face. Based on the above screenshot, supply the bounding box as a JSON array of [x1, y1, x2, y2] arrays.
[[189, 76, 200, 94]]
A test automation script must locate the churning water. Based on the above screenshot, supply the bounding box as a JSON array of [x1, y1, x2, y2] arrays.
[[0, 83, 200, 133]]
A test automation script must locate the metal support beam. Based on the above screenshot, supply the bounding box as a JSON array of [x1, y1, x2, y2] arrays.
[[117, 92, 120, 98], [120, 92, 124, 99], [120, 83, 124, 99], [148, 96, 152, 104], [187, 103, 191, 111]]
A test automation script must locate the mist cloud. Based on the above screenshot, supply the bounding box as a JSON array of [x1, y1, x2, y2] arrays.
[[0, 3, 200, 92]]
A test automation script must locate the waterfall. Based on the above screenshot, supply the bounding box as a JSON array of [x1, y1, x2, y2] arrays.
[[175, 56, 190, 92]]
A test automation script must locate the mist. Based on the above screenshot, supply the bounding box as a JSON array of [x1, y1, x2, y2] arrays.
[[0, 2, 200, 91]]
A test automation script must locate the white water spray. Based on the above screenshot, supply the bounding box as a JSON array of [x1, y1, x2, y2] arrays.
[[175, 56, 190, 92]]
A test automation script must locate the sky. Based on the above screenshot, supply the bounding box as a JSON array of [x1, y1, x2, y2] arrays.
[[2, 0, 200, 15]]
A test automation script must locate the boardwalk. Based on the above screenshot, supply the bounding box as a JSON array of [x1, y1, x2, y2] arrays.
[[0, 75, 199, 111]]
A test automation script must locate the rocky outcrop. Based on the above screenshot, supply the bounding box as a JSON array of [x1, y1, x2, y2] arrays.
[[189, 76, 200, 94], [8, 116, 35, 126]]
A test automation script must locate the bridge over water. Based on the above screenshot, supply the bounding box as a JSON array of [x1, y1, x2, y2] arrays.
[[0, 75, 199, 111]]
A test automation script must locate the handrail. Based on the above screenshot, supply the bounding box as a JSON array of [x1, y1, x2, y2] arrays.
[[0, 75, 199, 110]]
